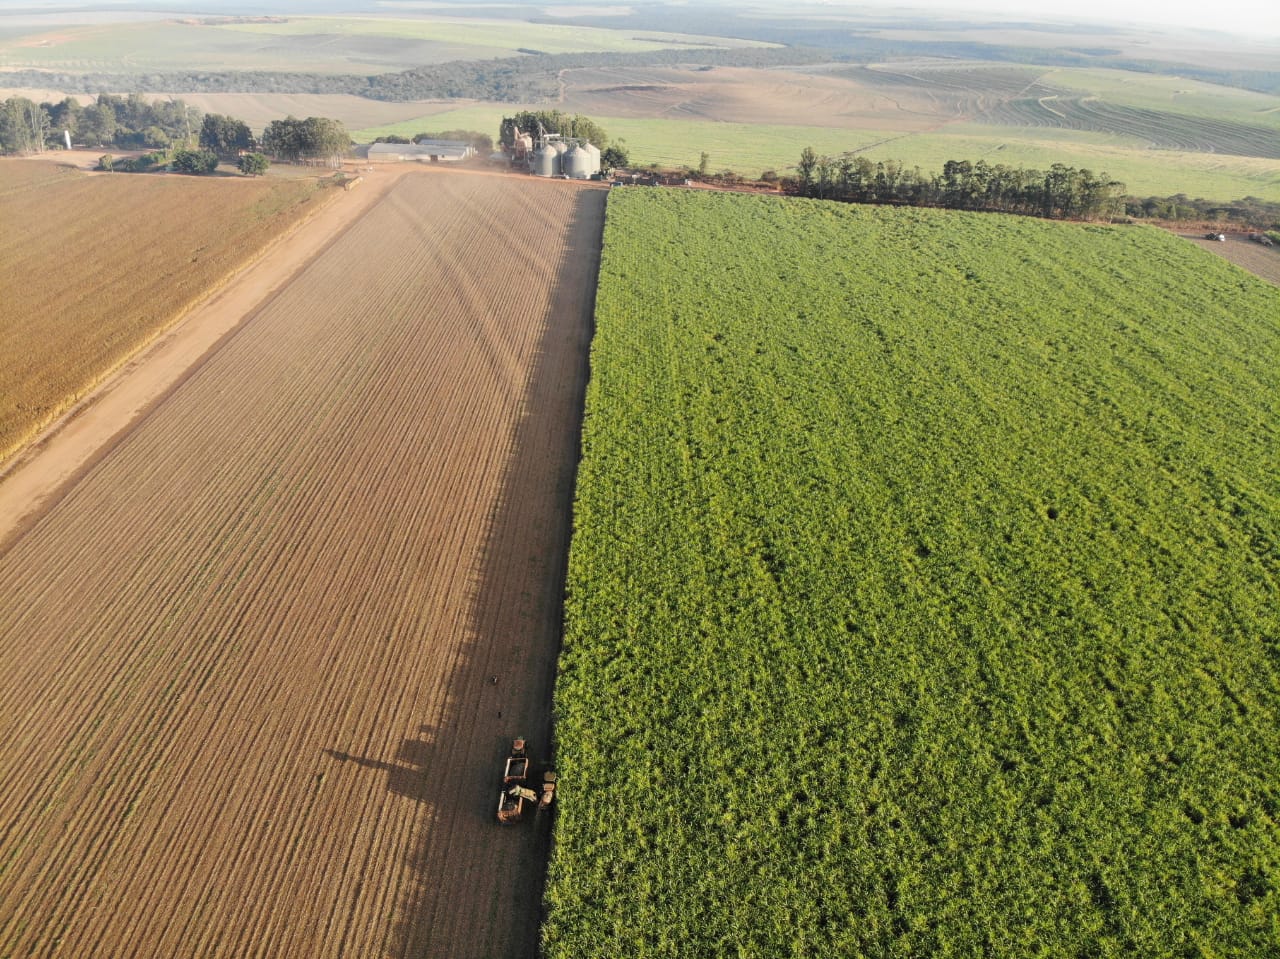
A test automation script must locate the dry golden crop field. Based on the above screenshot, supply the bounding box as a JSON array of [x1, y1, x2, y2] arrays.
[[0, 172, 605, 958], [0, 159, 334, 465]]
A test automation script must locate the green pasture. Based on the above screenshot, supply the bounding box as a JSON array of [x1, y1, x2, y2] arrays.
[[544, 189, 1280, 957]]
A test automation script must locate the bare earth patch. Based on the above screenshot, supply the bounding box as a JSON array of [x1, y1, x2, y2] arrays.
[[1183, 233, 1280, 286]]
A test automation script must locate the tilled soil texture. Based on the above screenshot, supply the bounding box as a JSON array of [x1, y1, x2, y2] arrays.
[[1185, 233, 1280, 286], [0, 173, 606, 958], [0, 159, 334, 465]]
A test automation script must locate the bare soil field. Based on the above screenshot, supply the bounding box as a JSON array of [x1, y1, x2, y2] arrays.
[[0, 158, 336, 464], [1183, 233, 1280, 286], [561, 64, 948, 131], [0, 172, 606, 958]]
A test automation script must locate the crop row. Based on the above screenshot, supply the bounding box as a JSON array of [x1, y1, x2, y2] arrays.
[[0, 161, 328, 464], [979, 94, 1280, 158], [544, 189, 1280, 956]]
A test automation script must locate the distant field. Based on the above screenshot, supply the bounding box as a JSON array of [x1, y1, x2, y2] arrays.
[[221, 16, 771, 55], [1040, 68, 1280, 129], [354, 107, 1280, 199], [0, 15, 768, 75], [546, 189, 1280, 957], [0, 159, 331, 463], [976, 93, 1280, 158]]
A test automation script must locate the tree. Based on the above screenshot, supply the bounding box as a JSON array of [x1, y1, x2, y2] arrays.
[[200, 113, 253, 156], [237, 152, 270, 176], [501, 110, 608, 147], [45, 96, 82, 147], [0, 97, 51, 154], [77, 102, 118, 147], [797, 146, 818, 193], [262, 116, 349, 165], [601, 143, 629, 171], [170, 147, 219, 174]]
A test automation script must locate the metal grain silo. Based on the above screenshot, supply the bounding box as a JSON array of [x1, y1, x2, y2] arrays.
[[533, 142, 560, 177], [563, 144, 592, 179], [583, 142, 601, 175]]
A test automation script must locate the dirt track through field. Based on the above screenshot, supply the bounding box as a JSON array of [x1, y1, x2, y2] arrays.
[[1184, 233, 1280, 286], [0, 173, 605, 958]]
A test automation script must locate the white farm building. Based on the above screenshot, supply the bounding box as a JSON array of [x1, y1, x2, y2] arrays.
[[368, 140, 475, 163]]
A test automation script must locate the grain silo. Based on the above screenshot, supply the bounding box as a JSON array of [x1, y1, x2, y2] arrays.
[[563, 144, 592, 179], [533, 141, 560, 177], [583, 142, 602, 175]]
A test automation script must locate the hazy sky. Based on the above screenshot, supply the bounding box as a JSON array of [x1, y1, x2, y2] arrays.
[[895, 0, 1279, 37]]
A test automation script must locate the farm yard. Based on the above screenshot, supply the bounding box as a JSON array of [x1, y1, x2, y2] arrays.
[[544, 190, 1280, 956], [0, 173, 605, 958], [0, 159, 333, 466]]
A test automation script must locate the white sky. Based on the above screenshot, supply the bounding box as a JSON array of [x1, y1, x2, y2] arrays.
[[891, 0, 1280, 39]]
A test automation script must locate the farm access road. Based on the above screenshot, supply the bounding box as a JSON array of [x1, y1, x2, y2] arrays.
[[0, 170, 606, 957], [1182, 232, 1280, 286]]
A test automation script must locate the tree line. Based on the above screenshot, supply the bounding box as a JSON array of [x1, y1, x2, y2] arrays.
[[1, 94, 350, 173], [791, 150, 1127, 221], [0, 46, 826, 105], [786, 148, 1280, 229], [1, 93, 197, 154], [1124, 194, 1280, 230]]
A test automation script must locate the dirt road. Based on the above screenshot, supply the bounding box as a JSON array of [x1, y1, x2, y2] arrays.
[[0, 172, 606, 957], [1183, 232, 1280, 286]]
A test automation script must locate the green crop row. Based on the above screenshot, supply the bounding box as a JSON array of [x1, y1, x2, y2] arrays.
[[544, 189, 1280, 957]]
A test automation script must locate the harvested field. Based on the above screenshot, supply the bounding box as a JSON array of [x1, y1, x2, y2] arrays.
[[0, 172, 606, 958], [0, 159, 334, 465]]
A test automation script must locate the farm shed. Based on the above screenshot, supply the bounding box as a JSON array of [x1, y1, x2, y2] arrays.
[[368, 141, 474, 163]]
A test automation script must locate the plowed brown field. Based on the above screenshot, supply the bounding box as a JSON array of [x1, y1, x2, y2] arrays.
[[0, 159, 334, 466], [0, 173, 606, 958]]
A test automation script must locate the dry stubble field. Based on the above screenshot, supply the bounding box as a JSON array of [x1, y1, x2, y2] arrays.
[[0, 172, 605, 957], [0, 160, 334, 465]]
